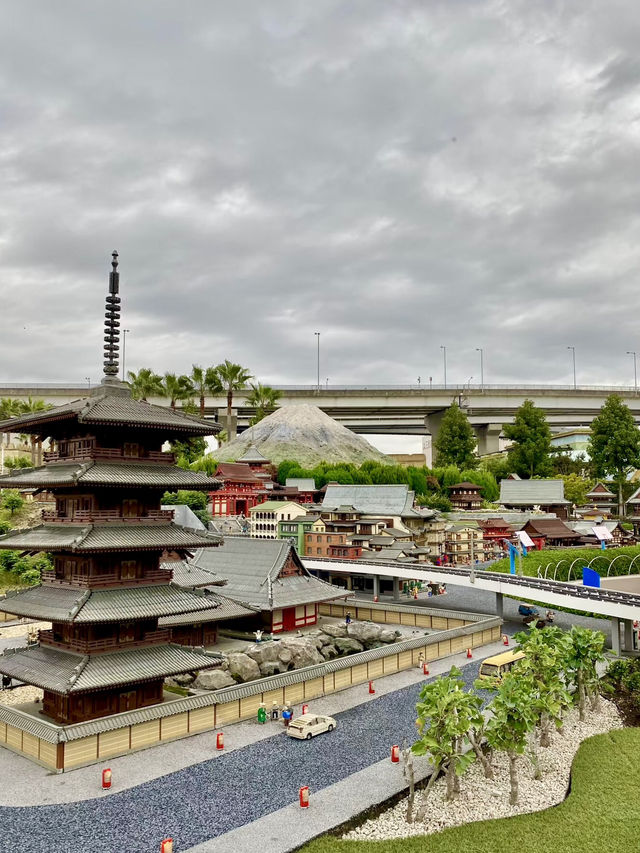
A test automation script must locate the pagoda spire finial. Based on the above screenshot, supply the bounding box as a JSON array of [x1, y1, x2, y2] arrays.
[[103, 251, 121, 377]]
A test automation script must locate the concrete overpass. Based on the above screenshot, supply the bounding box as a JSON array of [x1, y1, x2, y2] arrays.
[[2, 382, 640, 454], [303, 556, 640, 655]]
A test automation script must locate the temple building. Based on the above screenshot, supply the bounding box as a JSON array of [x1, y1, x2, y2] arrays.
[[210, 462, 264, 516], [0, 253, 225, 725]]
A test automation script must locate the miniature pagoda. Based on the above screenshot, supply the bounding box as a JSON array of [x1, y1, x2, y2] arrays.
[[0, 253, 225, 724]]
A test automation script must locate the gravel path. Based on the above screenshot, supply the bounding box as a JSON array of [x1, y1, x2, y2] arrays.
[[0, 655, 490, 853], [344, 699, 622, 841]]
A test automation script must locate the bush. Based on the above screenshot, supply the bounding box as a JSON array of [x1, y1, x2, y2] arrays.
[[0, 520, 10, 535], [1, 490, 24, 515]]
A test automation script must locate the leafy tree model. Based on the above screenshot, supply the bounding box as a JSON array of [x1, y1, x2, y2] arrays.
[[412, 667, 478, 819], [19, 397, 53, 465], [247, 383, 282, 425], [1, 490, 24, 515], [588, 394, 640, 515], [216, 360, 253, 440], [126, 368, 164, 401], [0, 398, 23, 447], [433, 403, 477, 469], [162, 373, 194, 410], [555, 473, 593, 509], [190, 365, 222, 418], [563, 625, 606, 721], [503, 399, 552, 478]]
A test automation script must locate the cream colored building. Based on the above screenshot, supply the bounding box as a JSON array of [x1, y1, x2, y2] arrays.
[[249, 500, 308, 539], [444, 523, 485, 565]]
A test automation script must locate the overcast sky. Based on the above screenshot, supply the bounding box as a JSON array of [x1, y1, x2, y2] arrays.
[[2, 1, 640, 404]]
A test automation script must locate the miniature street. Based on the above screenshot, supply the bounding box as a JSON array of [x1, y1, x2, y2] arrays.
[[0, 637, 507, 852]]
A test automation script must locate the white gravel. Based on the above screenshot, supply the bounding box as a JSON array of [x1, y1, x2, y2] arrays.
[[344, 699, 622, 841], [0, 684, 44, 707], [0, 620, 50, 639]]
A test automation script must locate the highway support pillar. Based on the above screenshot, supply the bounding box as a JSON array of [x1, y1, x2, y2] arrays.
[[372, 575, 380, 600], [475, 424, 503, 456], [495, 592, 504, 619], [611, 617, 621, 655], [392, 576, 400, 602], [624, 618, 633, 653]]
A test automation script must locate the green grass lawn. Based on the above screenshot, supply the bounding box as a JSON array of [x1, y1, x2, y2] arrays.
[[489, 545, 640, 581], [301, 728, 640, 853]]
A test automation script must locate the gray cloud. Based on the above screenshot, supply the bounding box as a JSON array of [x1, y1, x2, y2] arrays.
[[1, 0, 640, 396]]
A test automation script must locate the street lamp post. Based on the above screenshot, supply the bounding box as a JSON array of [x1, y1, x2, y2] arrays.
[[314, 332, 320, 394], [475, 347, 484, 390], [627, 351, 638, 393], [567, 346, 576, 390], [85, 376, 91, 390], [122, 329, 131, 381], [440, 345, 447, 389]]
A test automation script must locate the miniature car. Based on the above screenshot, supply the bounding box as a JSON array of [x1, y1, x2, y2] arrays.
[[518, 604, 539, 617], [286, 713, 337, 740]]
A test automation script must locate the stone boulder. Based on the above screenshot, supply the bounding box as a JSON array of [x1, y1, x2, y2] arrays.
[[346, 622, 385, 646], [320, 644, 338, 660], [321, 623, 348, 639], [172, 672, 196, 686], [244, 641, 281, 666], [334, 637, 364, 655], [280, 637, 325, 669], [259, 661, 286, 677], [227, 652, 261, 683], [379, 628, 400, 644], [193, 669, 236, 691]]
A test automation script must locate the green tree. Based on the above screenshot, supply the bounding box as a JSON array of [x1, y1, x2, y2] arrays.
[[19, 397, 53, 465], [161, 373, 194, 410], [588, 395, 640, 515], [1, 490, 24, 515], [190, 365, 222, 418], [563, 626, 606, 721], [171, 437, 207, 467], [161, 490, 210, 526], [555, 473, 593, 508], [247, 383, 282, 425], [0, 398, 23, 447], [483, 671, 538, 805], [412, 667, 478, 817], [433, 403, 477, 468], [216, 360, 253, 440], [503, 399, 552, 478], [126, 368, 164, 401]]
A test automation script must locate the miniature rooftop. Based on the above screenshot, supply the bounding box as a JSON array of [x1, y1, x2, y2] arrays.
[[0, 523, 222, 553], [499, 478, 569, 505], [321, 484, 421, 518], [189, 537, 347, 611], [236, 445, 270, 464], [0, 461, 219, 491], [214, 462, 264, 483]]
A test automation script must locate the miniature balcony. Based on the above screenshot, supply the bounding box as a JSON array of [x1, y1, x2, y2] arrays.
[[40, 568, 173, 588], [43, 446, 175, 465], [41, 508, 175, 524], [38, 628, 171, 654]]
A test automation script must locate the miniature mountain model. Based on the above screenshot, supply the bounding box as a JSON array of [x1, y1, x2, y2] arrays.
[[0, 253, 223, 725], [216, 404, 390, 467]]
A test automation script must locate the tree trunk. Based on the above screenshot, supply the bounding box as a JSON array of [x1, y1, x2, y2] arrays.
[[577, 671, 586, 722], [540, 713, 552, 748], [589, 685, 601, 712], [401, 747, 415, 823], [200, 394, 205, 418], [508, 752, 519, 806], [529, 737, 542, 781], [618, 479, 624, 517], [414, 762, 441, 823], [445, 759, 456, 801], [468, 731, 494, 779], [30, 435, 36, 466]]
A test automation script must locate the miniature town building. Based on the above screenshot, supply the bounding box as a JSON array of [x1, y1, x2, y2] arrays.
[[477, 518, 513, 556], [249, 500, 308, 538], [585, 483, 616, 515], [210, 462, 264, 516], [499, 479, 570, 519], [0, 254, 225, 725], [187, 537, 347, 632], [447, 482, 483, 511], [444, 523, 485, 564], [520, 518, 582, 550]]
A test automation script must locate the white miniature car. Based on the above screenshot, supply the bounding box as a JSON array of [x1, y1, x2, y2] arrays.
[[286, 713, 337, 740]]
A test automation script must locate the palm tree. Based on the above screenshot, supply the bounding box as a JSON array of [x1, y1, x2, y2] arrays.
[[191, 365, 223, 418], [216, 360, 253, 440], [247, 383, 282, 425], [20, 397, 53, 465], [162, 373, 195, 410], [0, 398, 23, 447], [126, 368, 164, 401]]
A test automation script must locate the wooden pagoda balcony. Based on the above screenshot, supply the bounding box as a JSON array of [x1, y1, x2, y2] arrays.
[[41, 509, 175, 524], [43, 444, 175, 465], [41, 568, 173, 588], [38, 628, 171, 654]]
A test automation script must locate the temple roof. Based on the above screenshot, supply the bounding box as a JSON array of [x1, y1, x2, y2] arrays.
[[164, 559, 227, 588], [321, 484, 422, 518], [0, 523, 222, 553], [0, 382, 219, 437], [189, 537, 347, 611], [0, 461, 219, 490], [214, 462, 263, 484], [236, 445, 270, 464], [0, 583, 217, 623], [0, 643, 218, 695], [500, 479, 569, 506], [158, 592, 257, 627]]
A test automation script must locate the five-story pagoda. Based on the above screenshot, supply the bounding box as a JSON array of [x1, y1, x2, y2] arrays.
[[0, 253, 224, 724]]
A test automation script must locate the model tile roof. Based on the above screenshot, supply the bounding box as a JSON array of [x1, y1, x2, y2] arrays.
[[500, 479, 569, 505], [285, 478, 317, 491], [1, 583, 216, 623], [0, 383, 218, 436], [0, 643, 218, 694], [523, 519, 581, 539], [214, 462, 263, 484], [249, 500, 306, 512], [321, 485, 420, 518], [586, 483, 615, 498], [0, 523, 222, 552], [165, 559, 227, 588], [448, 482, 483, 491], [0, 461, 219, 490], [236, 445, 270, 464], [189, 537, 347, 611], [158, 592, 257, 627]]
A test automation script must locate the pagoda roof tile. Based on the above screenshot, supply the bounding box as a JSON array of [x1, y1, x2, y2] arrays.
[[0, 643, 218, 694], [0, 461, 219, 490], [0, 523, 222, 553]]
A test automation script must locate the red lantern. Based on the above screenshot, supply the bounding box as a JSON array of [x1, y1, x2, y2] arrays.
[[302, 703, 309, 715], [368, 680, 375, 694], [391, 745, 400, 763], [299, 786, 310, 808], [216, 732, 224, 750], [161, 840, 173, 853], [101, 768, 112, 789], [466, 648, 472, 659], [422, 661, 429, 676]]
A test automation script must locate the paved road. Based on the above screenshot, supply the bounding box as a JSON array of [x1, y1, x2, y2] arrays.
[[0, 658, 486, 853]]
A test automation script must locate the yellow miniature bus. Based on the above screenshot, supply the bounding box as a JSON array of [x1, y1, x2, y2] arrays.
[[478, 649, 525, 681]]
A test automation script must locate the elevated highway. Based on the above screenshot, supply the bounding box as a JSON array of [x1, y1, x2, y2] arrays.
[[2, 383, 640, 452], [303, 556, 640, 653]]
